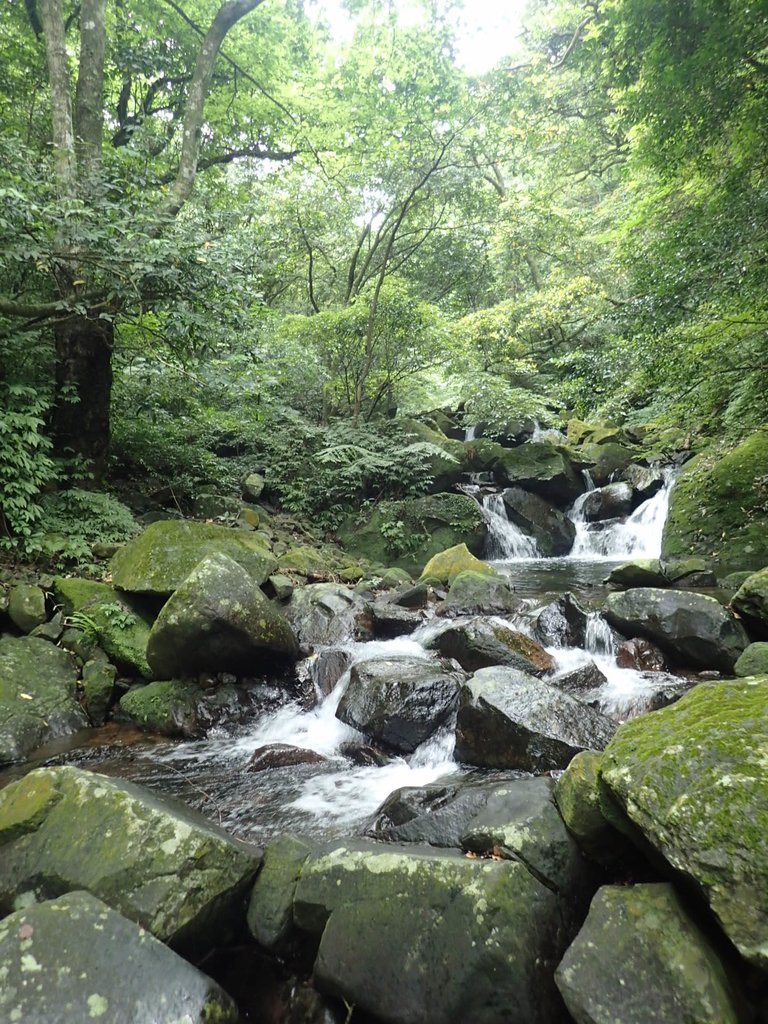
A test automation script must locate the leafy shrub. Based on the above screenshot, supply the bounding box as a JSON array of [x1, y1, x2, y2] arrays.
[[0, 384, 56, 548], [26, 489, 139, 569]]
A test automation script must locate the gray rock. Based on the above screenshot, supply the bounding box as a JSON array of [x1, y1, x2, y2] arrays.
[[247, 743, 327, 772], [8, 583, 47, 633], [494, 442, 583, 506], [425, 619, 551, 675], [370, 601, 422, 637], [535, 592, 590, 647], [82, 658, 117, 725], [437, 570, 520, 616], [247, 833, 316, 952], [603, 588, 748, 672], [501, 487, 576, 556], [555, 884, 740, 1023], [549, 660, 608, 700], [0, 766, 261, 951], [336, 656, 464, 753], [286, 583, 370, 648], [734, 642, 768, 677], [0, 891, 238, 1024], [0, 636, 88, 765], [146, 552, 298, 678], [579, 482, 633, 522], [455, 667, 616, 772], [604, 559, 667, 589]]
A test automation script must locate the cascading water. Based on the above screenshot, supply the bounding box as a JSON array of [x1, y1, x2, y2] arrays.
[[568, 469, 676, 560], [482, 492, 539, 559]]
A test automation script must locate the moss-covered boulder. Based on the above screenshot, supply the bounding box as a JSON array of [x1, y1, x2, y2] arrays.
[[438, 570, 520, 616], [419, 543, 497, 584], [278, 545, 332, 577], [53, 577, 153, 678], [81, 658, 117, 726], [580, 442, 637, 486], [0, 766, 261, 950], [0, 891, 238, 1024], [337, 492, 486, 575], [0, 636, 88, 765], [555, 884, 740, 1024], [662, 429, 768, 571], [732, 566, 768, 637], [494, 442, 582, 506], [247, 833, 316, 953], [400, 418, 465, 490], [146, 553, 298, 678], [7, 583, 47, 633], [293, 839, 568, 1024], [554, 751, 632, 868], [110, 519, 278, 596], [119, 679, 214, 737], [734, 642, 768, 677], [599, 678, 768, 970], [603, 587, 748, 672], [604, 559, 667, 588], [455, 667, 616, 772]]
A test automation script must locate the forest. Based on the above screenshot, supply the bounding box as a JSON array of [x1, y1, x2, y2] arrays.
[[0, 0, 765, 558], [1, 3, 768, 1024]]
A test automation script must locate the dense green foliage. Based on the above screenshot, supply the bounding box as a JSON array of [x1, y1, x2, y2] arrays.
[[0, 0, 765, 555]]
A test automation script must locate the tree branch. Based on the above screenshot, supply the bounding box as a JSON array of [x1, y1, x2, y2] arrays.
[[154, 143, 298, 184]]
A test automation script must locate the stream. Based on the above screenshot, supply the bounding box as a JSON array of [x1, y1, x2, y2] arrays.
[[31, 473, 679, 846]]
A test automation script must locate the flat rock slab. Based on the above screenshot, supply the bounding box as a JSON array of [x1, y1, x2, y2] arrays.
[[555, 884, 740, 1023], [599, 678, 768, 971], [455, 667, 616, 772], [0, 766, 260, 952], [293, 839, 570, 1024], [0, 891, 238, 1024], [0, 636, 88, 766]]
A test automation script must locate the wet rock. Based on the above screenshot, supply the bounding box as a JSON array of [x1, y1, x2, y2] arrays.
[[146, 552, 298, 678], [555, 884, 740, 1024], [293, 839, 569, 1024], [336, 656, 465, 753], [579, 482, 633, 522], [534, 592, 590, 647], [437, 570, 520, 616], [370, 601, 422, 638], [279, 545, 333, 578], [8, 583, 47, 633], [367, 777, 507, 846], [119, 679, 248, 738], [549, 660, 608, 698], [455, 667, 616, 772], [110, 518, 277, 595], [580, 442, 636, 486], [425, 619, 552, 675], [267, 572, 295, 601], [461, 777, 591, 900], [501, 487, 576, 556], [494, 441, 583, 506], [604, 559, 667, 588], [247, 743, 328, 772], [554, 751, 632, 867], [29, 610, 64, 642], [286, 583, 370, 648], [662, 556, 716, 587], [0, 766, 261, 951], [603, 587, 749, 672], [0, 636, 88, 766], [247, 833, 317, 952], [599, 678, 768, 970], [624, 463, 666, 503], [0, 891, 238, 1024], [616, 637, 668, 671], [393, 581, 432, 608], [308, 648, 352, 697], [339, 741, 390, 767]]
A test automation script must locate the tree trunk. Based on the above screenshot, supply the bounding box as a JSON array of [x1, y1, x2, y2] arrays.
[[52, 316, 113, 481]]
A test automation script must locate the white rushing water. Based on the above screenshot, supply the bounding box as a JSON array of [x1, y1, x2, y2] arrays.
[[482, 492, 539, 559], [568, 469, 676, 560]]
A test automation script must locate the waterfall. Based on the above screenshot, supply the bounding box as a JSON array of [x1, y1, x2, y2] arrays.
[[568, 469, 676, 560], [464, 424, 477, 441], [584, 612, 617, 658], [531, 420, 567, 444], [482, 493, 539, 559]]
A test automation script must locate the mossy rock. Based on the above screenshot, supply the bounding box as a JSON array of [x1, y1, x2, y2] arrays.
[[494, 442, 582, 505], [337, 492, 486, 575], [733, 642, 768, 677], [400, 418, 466, 490], [579, 442, 636, 486], [599, 677, 768, 971], [441, 570, 519, 616], [7, 583, 47, 633], [420, 544, 497, 584], [82, 658, 117, 725], [110, 519, 278, 596], [53, 577, 154, 679], [278, 545, 332, 577], [732, 566, 768, 636], [120, 680, 203, 736], [554, 751, 632, 867], [604, 559, 666, 589], [662, 429, 768, 572], [0, 636, 88, 765], [0, 766, 261, 951]]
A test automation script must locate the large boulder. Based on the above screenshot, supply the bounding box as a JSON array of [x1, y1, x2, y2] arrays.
[[603, 587, 748, 672], [146, 553, 298, 677], [293, 840, 569, 1024], [438, 570, 520, 616], [53, 577, 154, 678], [285, 583, 369, 648], [0, 636, 88, 765], [336, 656, 465, 753], [578, 482, 633, 522], [336, 492, 486, 575], [110, 519, 278, 595], [247, 833, 316, 953], [554, 751, 630, 867], [534, 592, 590, 648], [501, 487, 576, 556], [731, 566, 768, 637], [420, 543, 497, 584], [455, 667, 616, 772], [0, 891, 238, 1024], [662, 429, 768, 571], [494, 442, 582, 506], [603, 559, 667, 589], [624, 463, 666, 503], [425, 619, 553, 675], [0, 766, 260, 950], [7, 583, 47, 633], [119, 679, 248, 738], [599, 678, 768, 970], [734, 642, 768, 677], [555, 884, 740, 1024], [579, 442, 636, 486]]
